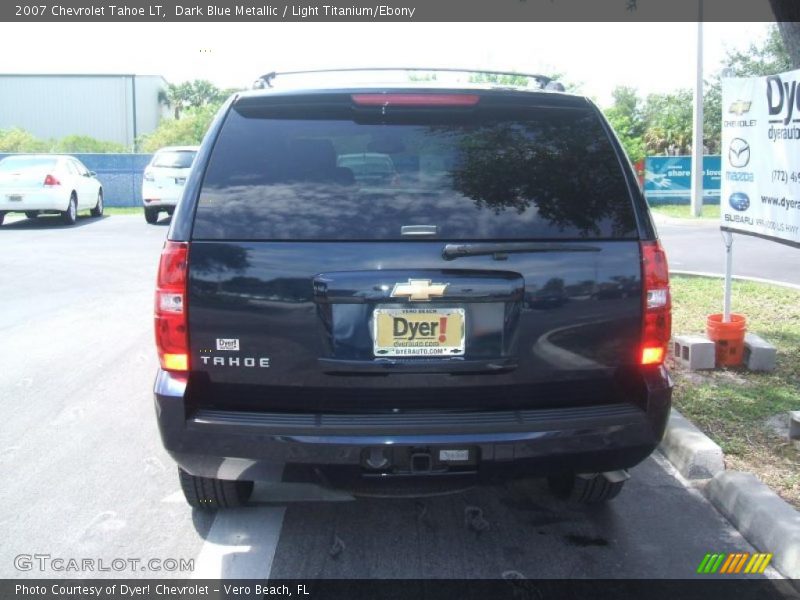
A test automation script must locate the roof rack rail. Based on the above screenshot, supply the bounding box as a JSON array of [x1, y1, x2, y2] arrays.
[[253, 68, 562, 91]]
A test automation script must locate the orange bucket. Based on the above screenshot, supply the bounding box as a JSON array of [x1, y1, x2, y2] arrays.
[[706, 313, 747, 367]]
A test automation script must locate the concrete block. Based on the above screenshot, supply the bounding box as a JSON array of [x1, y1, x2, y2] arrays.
[[744, 333, 777, 372], [790, 411, 800, 441], [659, 409, 725, 480], [672, 335, 716, 370], [706, 471, 800, 580]]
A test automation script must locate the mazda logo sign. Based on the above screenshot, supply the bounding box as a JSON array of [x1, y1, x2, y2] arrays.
[[728, 138, 751, 168]]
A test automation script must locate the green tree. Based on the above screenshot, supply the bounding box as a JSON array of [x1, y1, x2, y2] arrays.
[[137, 104, 219, 151], [166, 82, 192, 119], [773, 19, 800, 69], [469, 72, 532, 86], [603, 86, 646, 162], [0, 128, 49, 152], [725, 24, 792, 77], [548, 71, 583, 94], [0, 129, 132, 153], [165, 80, 234, 119], [703, 82, 722, 155], [53, 135, 127, 153], [468, 71, 579, 92], [186, 80, 228, 107], [600, 26, 791, 160], [641, 89, 693, 155]]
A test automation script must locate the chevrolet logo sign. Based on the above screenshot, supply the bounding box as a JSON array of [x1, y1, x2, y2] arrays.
[[390, 279, 448, 302], [728, 100, 752, 116]]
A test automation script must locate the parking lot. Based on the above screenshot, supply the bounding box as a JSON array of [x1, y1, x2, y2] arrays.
[[0, 213, 780, 580]]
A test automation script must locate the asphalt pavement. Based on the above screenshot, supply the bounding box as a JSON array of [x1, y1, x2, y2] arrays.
[[0, 213, 784, 581], [654, 214, 800, 286]]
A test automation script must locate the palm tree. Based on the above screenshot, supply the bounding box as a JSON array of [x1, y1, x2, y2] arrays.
[[166, 82, 193, 119]]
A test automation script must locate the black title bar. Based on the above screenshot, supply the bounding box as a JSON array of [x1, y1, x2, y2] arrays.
[[1, 0, 786, 22], [3, 579, 796, 600]]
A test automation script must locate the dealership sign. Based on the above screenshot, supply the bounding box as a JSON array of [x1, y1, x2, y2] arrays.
[[721, 69, 800, 247], [644, 156, 721, 203]]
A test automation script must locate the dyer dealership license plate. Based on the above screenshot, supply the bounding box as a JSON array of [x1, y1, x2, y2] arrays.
[[373, 307, 465, 357]]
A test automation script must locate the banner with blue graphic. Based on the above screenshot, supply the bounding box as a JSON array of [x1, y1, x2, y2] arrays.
[[643, 156, 721, 204], [721, 70, 800, 247]]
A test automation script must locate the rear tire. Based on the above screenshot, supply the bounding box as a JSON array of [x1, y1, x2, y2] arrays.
[[90, 190, 104, 217], [62, 195, 77, 225], [144, 207, 159, 224], [25, 211, 38, 219], [547, 472, 626, 504], [178, 468, 254, 510]]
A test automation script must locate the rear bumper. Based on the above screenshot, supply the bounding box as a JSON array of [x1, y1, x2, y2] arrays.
[[0, 190, 68, 211], [142, 198, 178, 208], [142, 184, 180, 206], [154, 369, 672, 482]]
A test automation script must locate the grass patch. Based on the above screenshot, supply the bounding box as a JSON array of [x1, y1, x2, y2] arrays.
[[102, 207, 142, 215], [670, 275, 800, 506], [651, 204, 721, 220]]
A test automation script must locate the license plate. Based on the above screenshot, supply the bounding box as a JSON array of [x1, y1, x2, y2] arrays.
[[439, 449, 470, 462], [7, 194, 22, 202], [175, 177, 186, 185], [373, 307, 465, 357]]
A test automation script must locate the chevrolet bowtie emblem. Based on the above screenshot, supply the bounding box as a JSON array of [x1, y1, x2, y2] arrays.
[[390, 279, 448, 302], [728, 100, 752, 116]]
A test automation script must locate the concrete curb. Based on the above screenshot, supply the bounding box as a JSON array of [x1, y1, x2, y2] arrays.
[[658, 409, 725, 480], [706, 471, 800, 580], [659, 408, 800, 581]]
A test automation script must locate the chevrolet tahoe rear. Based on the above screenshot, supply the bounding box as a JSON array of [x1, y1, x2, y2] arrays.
[[153, 75, 672, 508]]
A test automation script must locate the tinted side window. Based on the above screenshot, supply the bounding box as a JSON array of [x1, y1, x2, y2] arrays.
[[193, 104, 636, 241]]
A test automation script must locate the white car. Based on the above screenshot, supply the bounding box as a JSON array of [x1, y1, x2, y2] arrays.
[[337, 152, 397, 185], [0, 154, 103, 226], [142, 146, 199, 224]]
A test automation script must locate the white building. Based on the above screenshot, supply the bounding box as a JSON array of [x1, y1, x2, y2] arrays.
[[0, 74, 168, 148]]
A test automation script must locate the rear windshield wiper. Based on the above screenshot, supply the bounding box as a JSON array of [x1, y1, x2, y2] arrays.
[[442, 242, 601, 261]]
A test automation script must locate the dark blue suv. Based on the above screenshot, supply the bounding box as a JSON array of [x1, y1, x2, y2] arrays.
[[153, 70, 672, 508]]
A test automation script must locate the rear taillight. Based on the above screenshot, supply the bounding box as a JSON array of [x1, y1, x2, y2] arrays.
[[43, 174, 61, 186], [640, 240, 671, 366], [155, 241, 189, 372], [351, 93, 480, 107]]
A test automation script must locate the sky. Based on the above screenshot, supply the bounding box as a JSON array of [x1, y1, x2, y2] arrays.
[[0, 21, 774, 107]]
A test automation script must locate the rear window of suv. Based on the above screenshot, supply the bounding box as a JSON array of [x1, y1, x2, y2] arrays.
[[192, 97, 637, 240], [152, 150, 196, 169]]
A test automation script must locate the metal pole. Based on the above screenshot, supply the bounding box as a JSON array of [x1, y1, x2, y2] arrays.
[[690, 7, 704, 217], [723, 231, 733, 322], [131, 74, 138, 152], [719, 67, 736, 325]]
